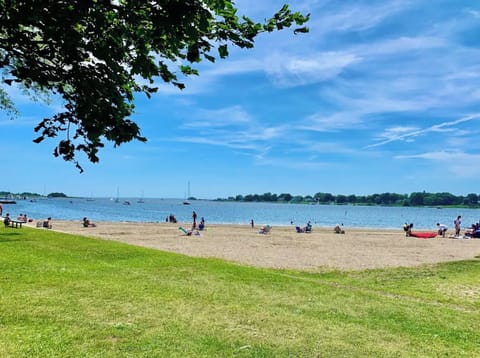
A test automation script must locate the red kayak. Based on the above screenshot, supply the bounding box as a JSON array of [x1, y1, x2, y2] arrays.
[[409, 232, 437, 239]]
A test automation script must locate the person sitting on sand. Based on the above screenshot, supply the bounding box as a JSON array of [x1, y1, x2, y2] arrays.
[[334, 223, 345, 234], [83, 217, 97, 228], [258, 225, 271, 234], [303, 221, 312, 233], [198, 217, 205, 230], [436, 223, 447, 237], [43, 217, 52, 229]]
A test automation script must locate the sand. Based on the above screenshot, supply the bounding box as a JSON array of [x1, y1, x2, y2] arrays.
[[28, 220, 480, 271]]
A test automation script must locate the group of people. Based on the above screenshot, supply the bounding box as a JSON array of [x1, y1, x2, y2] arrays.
[[192, 211, 205, 230], [2, 212, 52, 229], [16, 213, 32, 223], [296, 221, 313, 233], [436, 215, 463, 238], [405, 215, 480, 239], [463, 221, 480, 238]]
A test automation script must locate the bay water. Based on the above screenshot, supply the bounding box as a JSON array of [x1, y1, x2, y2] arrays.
[[6, 198, 480, 230]]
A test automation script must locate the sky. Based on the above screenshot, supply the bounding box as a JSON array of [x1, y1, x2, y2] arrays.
[[2, 0, 480, 199]]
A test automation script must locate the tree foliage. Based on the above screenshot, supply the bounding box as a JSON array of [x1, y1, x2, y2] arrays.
[[220, 191, 479, 207], [0, 1, 309, 171]]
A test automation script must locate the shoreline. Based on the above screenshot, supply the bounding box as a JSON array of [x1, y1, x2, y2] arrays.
[[22, 220, 480, 271]]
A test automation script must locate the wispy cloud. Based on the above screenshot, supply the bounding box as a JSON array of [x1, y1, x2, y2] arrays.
[[466, 8, 480, 19], [396, 150, 480, 177], [300, 112, 364, 132], [265, 51, 361, 87], [366, 114, 480, 149], [182, 106, 253, 128], [310, 1, 411, 34]]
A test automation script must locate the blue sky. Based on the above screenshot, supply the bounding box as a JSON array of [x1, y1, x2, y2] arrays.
[[2, 0, 480, 199]]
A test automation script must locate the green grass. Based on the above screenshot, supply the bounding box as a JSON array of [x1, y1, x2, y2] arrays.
[[1, 228, 479, 357]]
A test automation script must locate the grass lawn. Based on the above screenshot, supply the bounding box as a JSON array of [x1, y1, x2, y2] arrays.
[[0, 227, 479, 357]]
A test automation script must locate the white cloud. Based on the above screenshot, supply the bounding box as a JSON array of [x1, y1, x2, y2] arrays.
[[377, 126, 419, 141], [466, 9, 480, 19], [361, 36, 447, 56], [311, 1, 411, 34], [300, 112, 364, 132], [265, 51, 361, 87], [366, 114, 480, 149], [396, 150, 480, 177], [182, 106, 253, 128]]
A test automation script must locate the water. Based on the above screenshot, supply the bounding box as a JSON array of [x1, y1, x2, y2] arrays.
[[5, 198, 480, 230]]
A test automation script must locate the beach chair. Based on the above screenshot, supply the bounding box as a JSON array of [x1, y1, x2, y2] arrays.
[[178, 227, 200, 236], [178, 227, 192, 236]]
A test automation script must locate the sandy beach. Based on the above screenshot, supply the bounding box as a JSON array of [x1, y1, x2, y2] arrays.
[[24, 220, 480, 271], [25, 221, 480, 270]]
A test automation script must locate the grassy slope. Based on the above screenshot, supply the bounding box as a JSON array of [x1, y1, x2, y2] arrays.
[[0, 228, 479, 357]]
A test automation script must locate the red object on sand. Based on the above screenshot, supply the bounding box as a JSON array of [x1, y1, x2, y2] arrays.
[[409, 232, 437, 239]]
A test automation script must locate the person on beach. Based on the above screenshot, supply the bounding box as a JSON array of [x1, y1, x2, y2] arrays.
[[43, 217, 52, 229], [403, 223, 413, 236], [250, 219, 254, 228], [258, 225, 271, 234], [192, 211, 197, 229], [454, 216, 461, 236], [436, 223, 447, 237], [3, 213, 11, 227], [304, 221, 312, 233], [83, 217, 96, 227], [334, 223, 345, 234], [0, 203, 3, 217], [198, 217, 205, 230]]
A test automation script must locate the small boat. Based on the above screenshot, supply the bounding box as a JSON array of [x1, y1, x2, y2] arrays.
[[114, 187, 120, 203], [123, 201, 131, 205], [0, 200, 16, 204], [182, 181, 191, 205]]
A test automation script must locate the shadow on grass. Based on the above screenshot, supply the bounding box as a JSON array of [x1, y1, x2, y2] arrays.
[[0, 230, 27, 242]]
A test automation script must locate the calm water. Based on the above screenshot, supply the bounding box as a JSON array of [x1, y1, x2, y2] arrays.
[[5, 198, 480, 230]]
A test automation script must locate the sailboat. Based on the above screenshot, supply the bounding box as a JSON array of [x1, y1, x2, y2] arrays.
[[137, 190, 145, 203], [183, 181, 191, 205], [114, 187, 120, 203]]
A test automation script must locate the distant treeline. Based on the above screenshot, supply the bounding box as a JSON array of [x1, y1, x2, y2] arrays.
[[0, 191, 67, 198], [216, 192, 480, 207]]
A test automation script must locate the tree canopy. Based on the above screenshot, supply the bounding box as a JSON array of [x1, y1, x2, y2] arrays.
[[217, 191, 480, 207], [0, 1, 309, 171]]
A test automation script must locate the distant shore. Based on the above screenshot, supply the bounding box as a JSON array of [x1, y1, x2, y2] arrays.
[[25, 220, 480, 271]]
